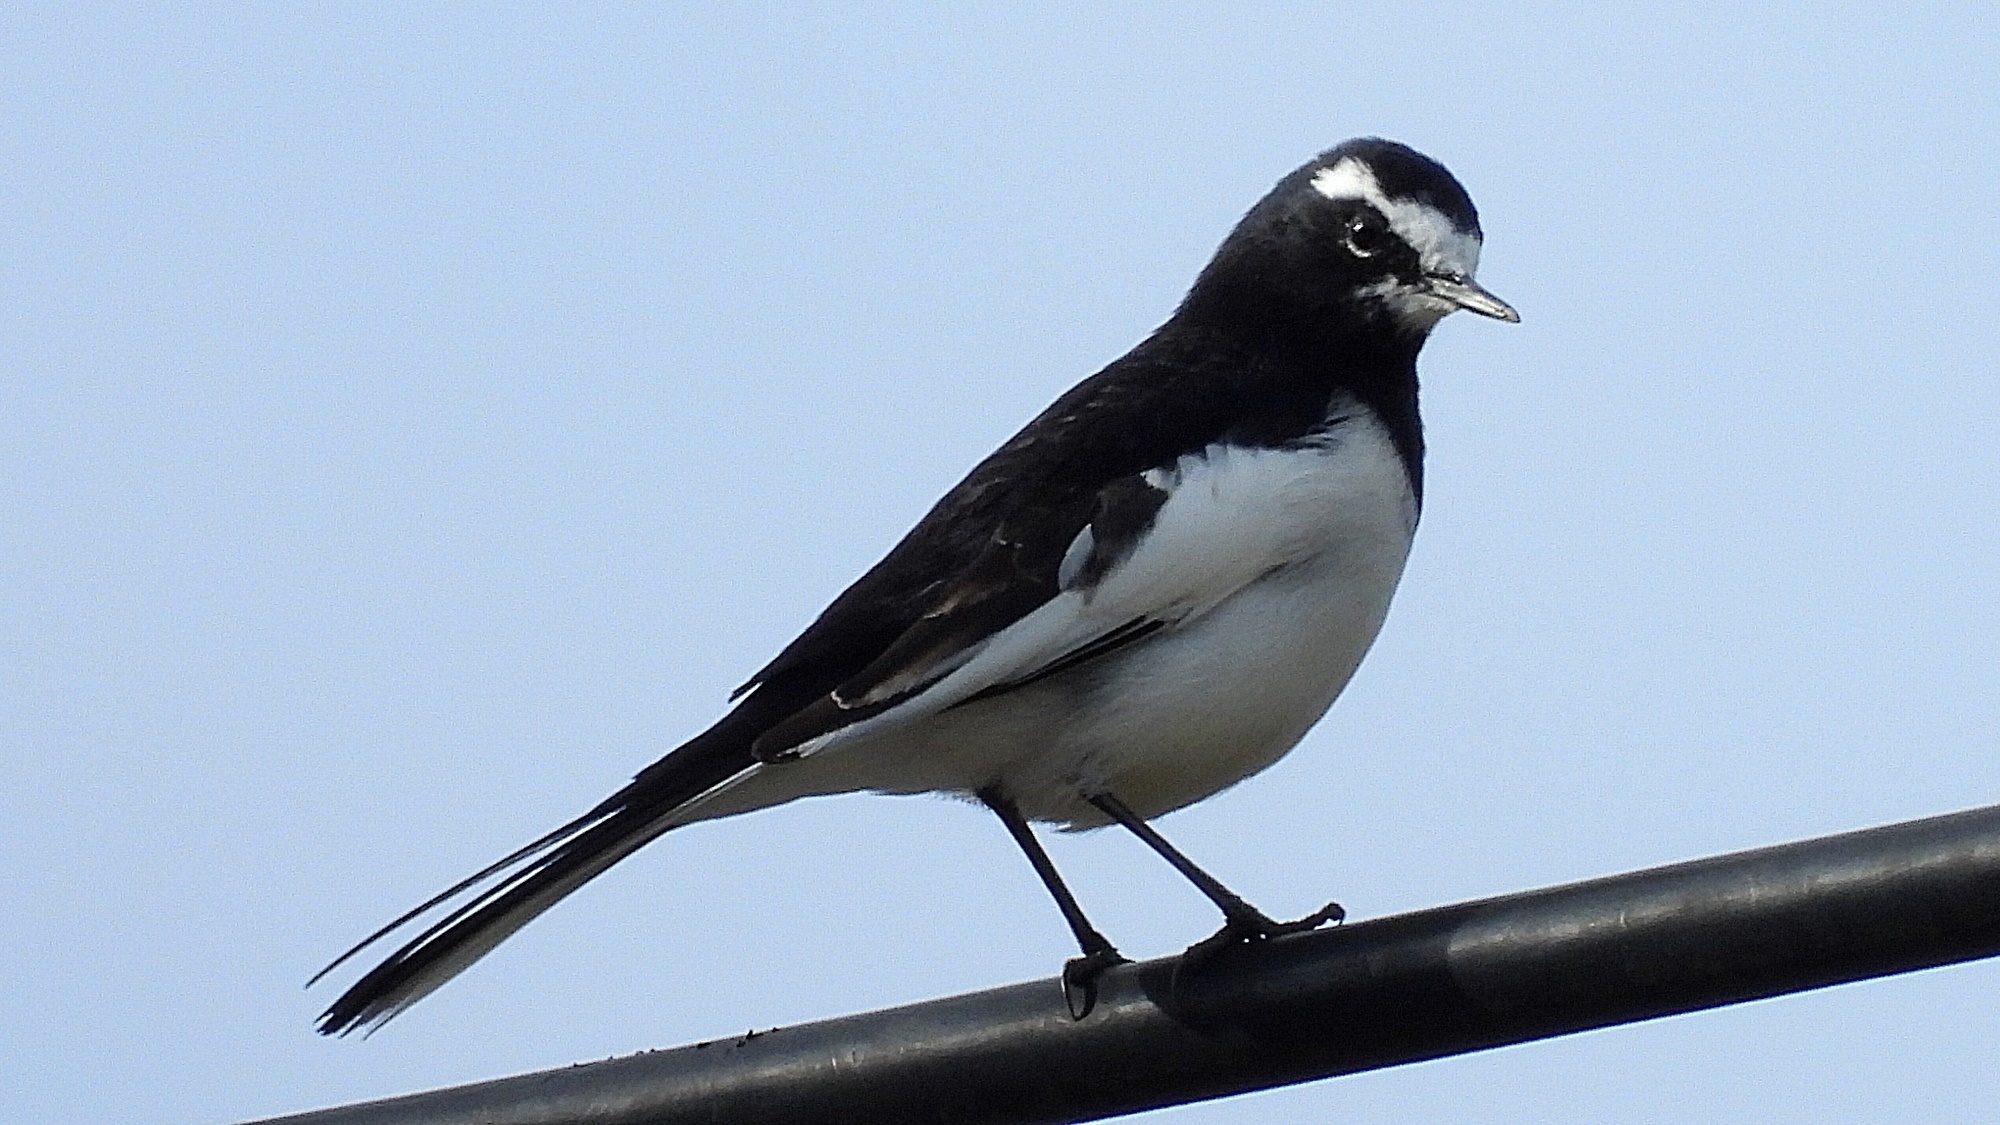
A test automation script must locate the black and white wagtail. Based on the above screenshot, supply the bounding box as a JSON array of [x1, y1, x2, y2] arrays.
[[313, 137, 1517, 1034]]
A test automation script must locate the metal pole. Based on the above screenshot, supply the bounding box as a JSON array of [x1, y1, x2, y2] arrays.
[[249, 802, 2000, 1125]]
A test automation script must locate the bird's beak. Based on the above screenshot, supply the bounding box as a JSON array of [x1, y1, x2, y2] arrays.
[[1426, 272, 1520, 323]]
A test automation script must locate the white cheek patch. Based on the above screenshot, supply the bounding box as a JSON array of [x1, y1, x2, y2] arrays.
[[1310, 158, 1483, 280]]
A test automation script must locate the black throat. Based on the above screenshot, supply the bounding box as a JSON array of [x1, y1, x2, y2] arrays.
[[1172, 278, 1429, 507]]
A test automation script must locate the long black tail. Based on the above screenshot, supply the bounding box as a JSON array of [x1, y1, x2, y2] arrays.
[[312, 724, 755, 1036]]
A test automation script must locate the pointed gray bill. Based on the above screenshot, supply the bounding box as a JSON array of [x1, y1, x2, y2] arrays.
[[1427, 272, 1521, 323]]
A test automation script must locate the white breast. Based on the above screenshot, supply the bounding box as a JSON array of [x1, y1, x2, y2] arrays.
[[1037, 408, 1417, 825]]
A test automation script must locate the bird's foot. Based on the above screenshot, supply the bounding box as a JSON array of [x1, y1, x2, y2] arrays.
[[1061, 945, 1130, 1020], [1176, 899, 1345, 981]]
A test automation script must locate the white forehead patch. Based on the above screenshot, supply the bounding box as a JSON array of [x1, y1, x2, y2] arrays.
[[1310, 158, 1483, 279]]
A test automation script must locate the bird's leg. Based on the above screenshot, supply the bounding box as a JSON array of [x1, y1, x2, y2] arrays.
[[1086, 791, 1343, 976], [979, 787, 1128, 1019]]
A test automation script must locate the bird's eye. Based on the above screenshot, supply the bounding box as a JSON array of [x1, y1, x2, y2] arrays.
[[1343, 212, 1390, 258]]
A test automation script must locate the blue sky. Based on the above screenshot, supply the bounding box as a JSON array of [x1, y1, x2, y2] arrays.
[[6, 4, 2000, 1122]]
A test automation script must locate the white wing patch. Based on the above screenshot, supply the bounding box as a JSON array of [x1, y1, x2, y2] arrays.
[[1056, 524, 1096, 590]]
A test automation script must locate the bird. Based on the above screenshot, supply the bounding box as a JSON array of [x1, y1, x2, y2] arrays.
[[311, 137, 1518, 1035]]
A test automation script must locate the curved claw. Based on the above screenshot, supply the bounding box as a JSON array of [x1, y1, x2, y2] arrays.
[[1270, 899, 1346, 936], [1061, 947, 1130, 1020], [1176, 899, 1347, 982]]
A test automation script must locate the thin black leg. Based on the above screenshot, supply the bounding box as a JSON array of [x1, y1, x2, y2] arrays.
[[978, 787, 1127, 1018], [1087, 791, 1343, 971]]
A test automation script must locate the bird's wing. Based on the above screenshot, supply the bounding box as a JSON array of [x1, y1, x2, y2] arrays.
[[745, 468, 1172, 757]]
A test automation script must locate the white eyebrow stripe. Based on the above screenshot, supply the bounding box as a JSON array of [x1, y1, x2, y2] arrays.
[[1308, 159, 1381, 205], [1310, 158, 1483, 280]]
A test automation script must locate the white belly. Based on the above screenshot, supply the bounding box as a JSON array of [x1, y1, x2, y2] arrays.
[[1040, 545, 1407, 825]]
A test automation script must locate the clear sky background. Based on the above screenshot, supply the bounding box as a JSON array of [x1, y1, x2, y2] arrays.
[[6, 4, 2000, 1123]]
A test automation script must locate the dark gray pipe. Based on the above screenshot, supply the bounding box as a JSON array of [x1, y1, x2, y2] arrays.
[[252, 802, 2000, 1125]]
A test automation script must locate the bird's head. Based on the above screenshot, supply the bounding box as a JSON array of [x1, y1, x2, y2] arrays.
[[1184, 138, 1518, 342]]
